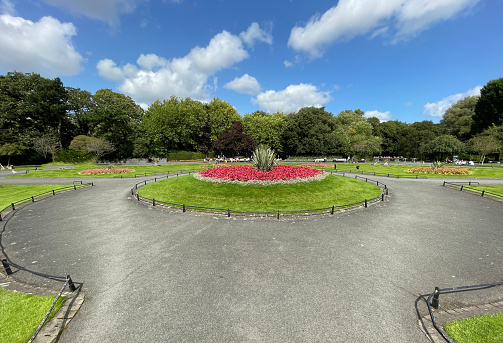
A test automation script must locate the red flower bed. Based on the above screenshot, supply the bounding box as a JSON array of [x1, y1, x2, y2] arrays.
[[199, 165, 323, 181]]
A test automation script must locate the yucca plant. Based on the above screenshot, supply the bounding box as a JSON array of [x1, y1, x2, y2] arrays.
[[252, 144, 276, 171], [431, 160, 444, 170]]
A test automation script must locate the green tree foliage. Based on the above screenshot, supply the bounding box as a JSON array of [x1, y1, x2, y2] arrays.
[[472, 78, 503, 134], [422, 134, 464, 160], [398, 121, 440, 159], [468, 124, 503, 163], [213, 122, 256, 157], [206, 98, 241, 142], [371, 120, 408, 156], [242, 111, 287, 154], [440, 95, 478, 140], [90, 89, 143, 159], [332, 109, 377, 157], [0, 72, 69, 151], [282, 107, 336, 156], [142, 96, 207, 156], [66, 87, 95, 136]]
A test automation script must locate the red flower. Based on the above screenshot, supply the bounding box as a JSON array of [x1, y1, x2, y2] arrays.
[[199, 165, 323, 181]]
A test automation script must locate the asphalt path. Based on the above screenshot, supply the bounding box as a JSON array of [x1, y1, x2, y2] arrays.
[[1, 173, 502, 342]]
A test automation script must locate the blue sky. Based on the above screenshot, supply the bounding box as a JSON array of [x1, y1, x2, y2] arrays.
[[1, 0, 502, 123]]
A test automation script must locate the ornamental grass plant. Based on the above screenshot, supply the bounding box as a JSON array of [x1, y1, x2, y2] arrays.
[[252, 144, 276, 171]]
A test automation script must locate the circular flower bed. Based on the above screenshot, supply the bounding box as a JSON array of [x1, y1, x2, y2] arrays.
[[79, 168, 134, 175], [195, 165, 326, 185], [405, 167, 472, 175]]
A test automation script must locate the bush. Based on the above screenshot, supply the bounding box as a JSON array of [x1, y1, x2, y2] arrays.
[[55, 149, 92, 163]]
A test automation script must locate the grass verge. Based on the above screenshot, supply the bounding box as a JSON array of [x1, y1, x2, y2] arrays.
[[9, 162, 207, 178], [138, 174, 382, 212], [444, 313, 503, 343], [0, 288, 64, 343], [292, 163, 503, 179], [0, 185, 84, 211], [454, 185, 503, 198]]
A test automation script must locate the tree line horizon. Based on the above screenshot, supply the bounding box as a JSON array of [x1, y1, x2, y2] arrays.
[[1, 71, 502, 165]]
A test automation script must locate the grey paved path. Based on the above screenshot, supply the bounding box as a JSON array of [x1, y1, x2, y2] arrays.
[[1, 174, 502, 342]]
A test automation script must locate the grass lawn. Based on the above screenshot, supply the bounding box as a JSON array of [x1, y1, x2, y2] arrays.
[[7, 162, 503, 179], [138, 174, 382, 212], [0, 288, 64, 343], [8, 162, 207, 178], [455, 185, 503, 198], [444, 313, 503, 343], [0, 184, 84, 211], [290, 163, 503, 179]]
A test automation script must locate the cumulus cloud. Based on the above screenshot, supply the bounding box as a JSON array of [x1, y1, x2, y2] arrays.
[[42, 0, 143, 27], [224, 74, 261, 95], [252, 83, 332, 113], [0, 14, 84, 76], [288, 0, 480, 58], [423, 86, 481, 118], [283, 60, 293, 68], [239, 22, 273, 48], [364, 110, 392, 122], [97, 23, 271, 103]]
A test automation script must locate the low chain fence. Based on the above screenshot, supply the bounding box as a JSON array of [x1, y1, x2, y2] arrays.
[[442, 181, 503, 201], [0, 181, 94, 221], [425, 281, 503, 342], [131, 171, 389, 218], [335, 169, 427, 179]]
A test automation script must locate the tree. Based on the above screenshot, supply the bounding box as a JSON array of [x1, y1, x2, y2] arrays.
[[422, 134, 464, 161], [206, 98, 241, 142], [440, 96, 478, 140], [371, 120, 408, 156], [213, 122, 256, 157], [69, 135, 115, 158], [142, 96, 207, 156], [90, 89, 143, 159], [398, 121, 440, 159], [472, 78, 503, 134], [282, 107, 336, 156], [0, 72, 69, 153], [32, 134, 61, 162], [332, 109, 377, 157], [0, 143, 27, 166], [242, 111, 287, 154]]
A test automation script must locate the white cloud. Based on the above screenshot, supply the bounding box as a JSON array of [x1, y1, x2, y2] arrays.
[[252, 83, 332, 113], [224, 74, 261, 95], [42, 0, 143, 27], [364, 110, 391, 122], [97, 23, 270, 103], [423, 86, 481, 118], [239, 22, 273, 48], [1, 0, 15, 15], [283, 60, 293, 68], [288, 0, 480, 58], [0, 14, 84, 76]]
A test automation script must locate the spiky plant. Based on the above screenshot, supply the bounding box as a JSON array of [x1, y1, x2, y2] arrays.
[[431, 160, 444, 170], [252, 144, 276, 171]]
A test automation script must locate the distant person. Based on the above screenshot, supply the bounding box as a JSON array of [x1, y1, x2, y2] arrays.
[[334, 163, 337, 170]]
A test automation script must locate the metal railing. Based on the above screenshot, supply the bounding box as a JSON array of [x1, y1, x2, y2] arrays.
[[426, 281, 503, 343], [442, 181, 502, 200], [0, 182, 94, 221], [131, 172, 388, 218], [334, 169, 427, 179]]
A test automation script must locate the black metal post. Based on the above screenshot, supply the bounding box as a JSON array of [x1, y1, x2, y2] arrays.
[[331, 206, 334, 215], [67, 275, 76, 292], [153, 199, 156, 206], [460, 185, 464, 191], [481, 190, 485, 197], [11, 203, 15, 210], [2, 259, 13, 275], [31, 196, 35, 202], [227, 209, 230, 217], [183, 204, 186, 212], [364, 199, 367, 208], [431, 287, 440, 309], [277, 210, 280, 219]]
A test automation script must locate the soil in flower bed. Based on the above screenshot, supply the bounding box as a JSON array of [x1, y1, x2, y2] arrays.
[[138, 174, 382, 212]]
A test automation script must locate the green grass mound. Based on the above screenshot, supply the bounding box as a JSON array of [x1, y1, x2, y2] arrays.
[[138, 174, 382, 212], [444, 313, 503, 343], [0, 288, 64, 343]]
